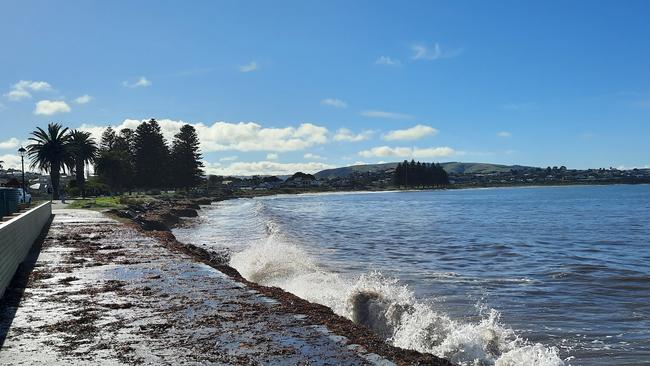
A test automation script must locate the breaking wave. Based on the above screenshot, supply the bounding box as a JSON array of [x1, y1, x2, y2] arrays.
[[229, 216, 567, 366]]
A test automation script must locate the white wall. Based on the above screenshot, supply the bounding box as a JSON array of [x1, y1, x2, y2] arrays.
[[0, 202, 52, 298]]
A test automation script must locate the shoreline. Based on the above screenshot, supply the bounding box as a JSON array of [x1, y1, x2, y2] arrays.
[[107, 199, 455, 365], [229, 181, 650, 201]]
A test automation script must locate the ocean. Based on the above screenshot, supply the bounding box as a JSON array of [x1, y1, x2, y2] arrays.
[[173, 185, 650, 365]]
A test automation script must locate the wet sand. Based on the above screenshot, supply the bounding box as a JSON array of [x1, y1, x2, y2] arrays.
[[0, 207, 452, 365]]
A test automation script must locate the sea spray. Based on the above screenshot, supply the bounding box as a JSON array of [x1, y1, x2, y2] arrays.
[[228, 226, 567, 366]]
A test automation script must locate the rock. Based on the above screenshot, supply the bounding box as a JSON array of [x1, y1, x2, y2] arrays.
[[170, 208, 198, 217]]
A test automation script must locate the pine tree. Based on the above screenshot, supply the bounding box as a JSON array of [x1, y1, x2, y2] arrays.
[[95, 127, 135, 193], [99, 127, 116, 151], [170, 124, 204, 190], [393, 160, 449, 188], [133, 119, 170, 189]]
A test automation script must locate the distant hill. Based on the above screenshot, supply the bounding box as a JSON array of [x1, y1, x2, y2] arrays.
[[314, 162, 535, 179]]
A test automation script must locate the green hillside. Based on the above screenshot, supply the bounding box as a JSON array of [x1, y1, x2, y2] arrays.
[[314, 162, 535, 179]]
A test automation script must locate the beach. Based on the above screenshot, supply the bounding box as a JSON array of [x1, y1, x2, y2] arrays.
[[0, 204, 451, 365]]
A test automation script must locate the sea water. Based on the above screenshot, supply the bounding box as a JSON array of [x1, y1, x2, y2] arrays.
[[174, 185, 650, 365]]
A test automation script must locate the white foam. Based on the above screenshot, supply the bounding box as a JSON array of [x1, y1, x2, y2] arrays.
[[228, 219, 568, 366]]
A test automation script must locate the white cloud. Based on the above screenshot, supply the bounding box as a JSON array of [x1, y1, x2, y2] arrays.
[[4, 80, 52, 101], [320, 98, 347, 108], [304, 153, 326, 160], [0, 137, 21, 150], [411, 43, 462, 60], [384, 124, 438, 141], [74, 94, 93, 104], [359, 146, 455, 159], [333, 128, 373, 142], [6, 89, 31, 101], [361, 110, 413, 119], [204, 160, 333, 176], [239, 61, 258, 73], [266, 153, 278, 160], [375, 56, 400, 66], [497, 131, 512, 138], [34, 100, 71, 115], [0, 154, 22, 169], [79, 119, 330, 153], [123, 76, 151, 88]]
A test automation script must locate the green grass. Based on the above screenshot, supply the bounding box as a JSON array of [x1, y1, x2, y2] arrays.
[[68, 196, 125, 210], [68, 194, 160, 210]]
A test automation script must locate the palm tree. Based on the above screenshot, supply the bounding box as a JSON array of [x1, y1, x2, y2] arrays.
[[27, 123, 71, 200], [67, 130, 98, 197]]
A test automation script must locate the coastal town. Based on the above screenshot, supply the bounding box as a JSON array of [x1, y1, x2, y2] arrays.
[[3, 162, 649, 199]]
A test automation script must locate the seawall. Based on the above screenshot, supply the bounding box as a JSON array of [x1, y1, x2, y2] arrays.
[[0, 202, 52, 298]]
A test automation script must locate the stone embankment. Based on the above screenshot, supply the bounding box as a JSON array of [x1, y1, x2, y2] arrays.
[[0, 201, 453, 365]]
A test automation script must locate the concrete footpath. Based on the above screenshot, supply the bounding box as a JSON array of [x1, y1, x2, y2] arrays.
[[0, 209, 398, 365]]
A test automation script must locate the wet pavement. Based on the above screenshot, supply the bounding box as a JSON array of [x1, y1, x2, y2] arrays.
[[0, 209, 397, 365]]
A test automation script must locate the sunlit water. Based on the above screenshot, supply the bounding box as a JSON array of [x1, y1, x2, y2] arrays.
[[174, 185, 650, 365]]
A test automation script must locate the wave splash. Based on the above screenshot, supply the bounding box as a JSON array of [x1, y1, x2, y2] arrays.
[[229, 218, 567, 366]]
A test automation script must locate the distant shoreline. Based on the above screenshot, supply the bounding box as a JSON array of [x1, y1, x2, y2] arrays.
[[230, 181, 650, 201]]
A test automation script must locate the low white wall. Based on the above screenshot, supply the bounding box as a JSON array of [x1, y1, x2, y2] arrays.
[[0, 202, 52, 298]]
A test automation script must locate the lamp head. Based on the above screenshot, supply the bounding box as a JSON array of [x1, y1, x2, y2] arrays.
[[18, 146, 26, 157]]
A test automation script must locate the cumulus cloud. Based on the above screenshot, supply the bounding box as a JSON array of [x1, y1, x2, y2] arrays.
[[239, 61, 258, 73], [0, 154, 22, 169], [34, 100, 71, 115], [4, 80, 52, 101], [0, 137, 21, 150], [304, 153, 326, 160], [123, 76, 151, 88], [383, 124, 438, 141], [320, 98, 347, 108], [361, 110, 413, 119], [497, 131, 512, 138], [79, 119, 330, 153], [204, 160, 333, 176], [375, 56, 400, 66], [411, 43, 463, 60], [266, 153, 278, 160], [358, 146, 455, 159], [333, 128, 373, 142], [74, 94, 93, 104]]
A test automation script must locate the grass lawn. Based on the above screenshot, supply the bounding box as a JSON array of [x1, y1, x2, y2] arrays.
[[68, 196, 125, 210], [68, 195, 159, 210]]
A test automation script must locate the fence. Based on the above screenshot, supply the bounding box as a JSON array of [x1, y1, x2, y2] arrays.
[[0, 202, 52, 298]]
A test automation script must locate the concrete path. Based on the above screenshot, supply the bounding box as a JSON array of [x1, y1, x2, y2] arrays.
[[0, 209, 394, 365]]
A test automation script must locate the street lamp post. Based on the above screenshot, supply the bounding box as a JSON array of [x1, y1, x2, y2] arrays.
[[18, 147, 27, 205]]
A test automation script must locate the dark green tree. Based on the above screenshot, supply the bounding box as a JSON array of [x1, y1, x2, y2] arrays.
[[27, 123, 72, 199], [393, 160, 448, 188], [67, 130, 98, 197], [95, 127, 135, 193], [133, 119, 171, 189], [170, 124, 204, 190], [99, 126, 116, 150]]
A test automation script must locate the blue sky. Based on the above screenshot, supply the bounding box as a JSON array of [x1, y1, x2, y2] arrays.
[[1, 0, 649, 175]]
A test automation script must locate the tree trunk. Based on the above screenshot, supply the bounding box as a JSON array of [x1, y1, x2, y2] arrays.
[[76, 159, 85, 198], [51, 162, 61, 200]]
